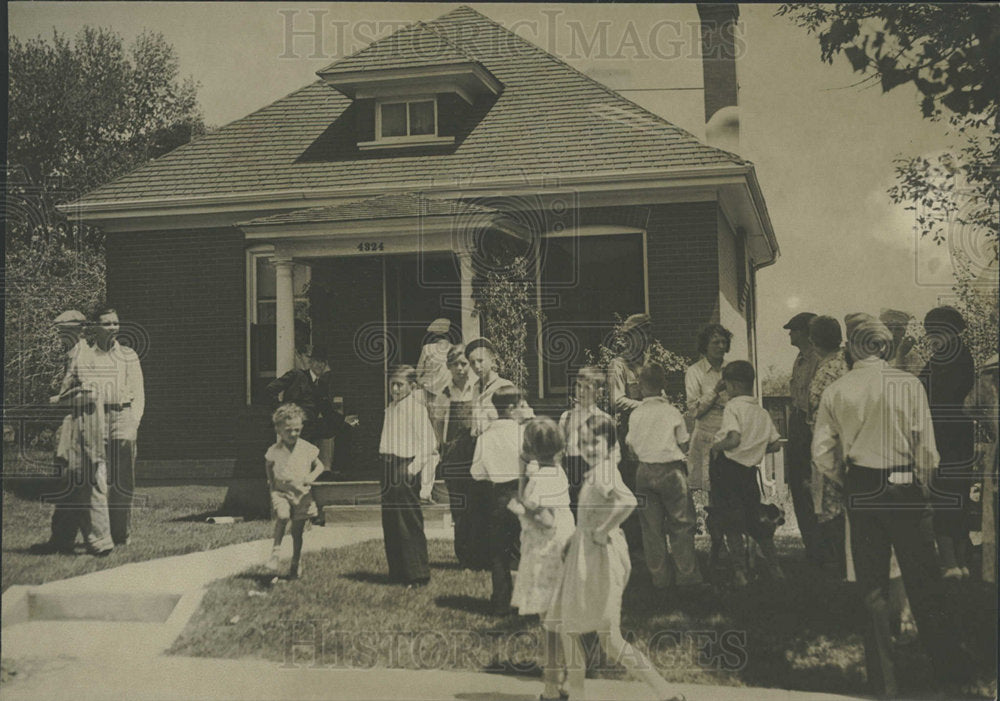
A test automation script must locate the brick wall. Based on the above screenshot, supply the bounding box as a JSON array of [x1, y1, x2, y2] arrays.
[[105, 227, 246, 461]]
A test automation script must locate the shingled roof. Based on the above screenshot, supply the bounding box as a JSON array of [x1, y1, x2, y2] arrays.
[[317, 20, 476, 75], [239, 192, 496, 227], [73, 5, 747, 207]]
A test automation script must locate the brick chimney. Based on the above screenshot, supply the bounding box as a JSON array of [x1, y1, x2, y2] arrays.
[[697, 3, 740, 153]]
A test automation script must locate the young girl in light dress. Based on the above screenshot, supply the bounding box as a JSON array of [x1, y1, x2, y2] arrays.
[[508, 417, 575, 700], [545, 413, 685, 701]]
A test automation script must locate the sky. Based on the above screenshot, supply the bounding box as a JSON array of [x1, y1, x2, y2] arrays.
[[8, 2, 983, 375]]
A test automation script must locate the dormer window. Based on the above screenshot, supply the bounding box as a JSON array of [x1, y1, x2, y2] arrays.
[[379, 98, 435, 138], [357, 95, 455, 150]]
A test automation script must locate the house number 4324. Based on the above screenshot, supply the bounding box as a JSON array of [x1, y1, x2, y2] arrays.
[[357, 242, 384, 252]]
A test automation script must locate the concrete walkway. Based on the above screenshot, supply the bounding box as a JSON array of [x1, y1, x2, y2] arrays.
[[1, 522, 866, 701]]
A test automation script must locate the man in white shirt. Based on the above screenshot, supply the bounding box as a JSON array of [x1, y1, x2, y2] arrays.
[[813, 319, 969, 696], [40, 310, 110, 554]]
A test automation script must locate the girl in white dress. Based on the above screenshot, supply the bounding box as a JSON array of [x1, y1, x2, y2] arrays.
[[546, 413, 684, 701], [508, 417, 575, 700]]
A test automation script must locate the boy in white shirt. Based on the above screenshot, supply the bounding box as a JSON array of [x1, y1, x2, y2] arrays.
[[471, 385, 533, 615], [627, 364, 702, 588], [710, 361, 783, 586]]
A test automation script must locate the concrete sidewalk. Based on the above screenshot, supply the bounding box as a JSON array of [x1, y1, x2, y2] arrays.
[[1, 522, 866, 701], [0, 656, 866, 701]]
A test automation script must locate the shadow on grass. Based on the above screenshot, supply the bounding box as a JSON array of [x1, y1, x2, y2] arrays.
[[341, 570, 396, 586], [455, 695, 536, 701], [434, 594, 494, 616], [429, 560, 467, 571]]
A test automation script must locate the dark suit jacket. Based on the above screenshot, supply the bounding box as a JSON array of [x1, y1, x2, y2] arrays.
[[265, 369, 347, 441]]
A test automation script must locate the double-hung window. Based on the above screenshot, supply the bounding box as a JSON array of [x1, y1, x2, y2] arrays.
[[378, 98, 437, 140]]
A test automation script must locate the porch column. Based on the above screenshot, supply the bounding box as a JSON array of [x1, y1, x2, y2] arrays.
[[274, 255, 296, 376], [458, 251, 479, 341]]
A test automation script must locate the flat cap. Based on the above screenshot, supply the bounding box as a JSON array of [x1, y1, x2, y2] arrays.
[[879, 309, 912, 327], [53, 310, 86, 325], [621, 313, 651, 332], [426, 318, 451, 335], [464, 337, 497, 358], [783, 312, 817, 331]]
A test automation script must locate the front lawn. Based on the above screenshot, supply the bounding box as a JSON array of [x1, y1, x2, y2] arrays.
[[2, 484, 271, 591], [168, 537, 998, 698]]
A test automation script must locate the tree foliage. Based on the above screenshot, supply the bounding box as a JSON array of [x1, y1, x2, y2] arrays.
[[8, 27, 204, 243], [5, 27, 204, 407], [778, 4, 999, 252]]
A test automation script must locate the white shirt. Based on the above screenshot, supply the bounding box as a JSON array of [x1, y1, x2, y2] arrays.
[[812, 357, 939, 483], [626, 396, 689, 463], [471, 375, 515, 437], [379, 391, 439, 468], [66, 340, 145, 441], [717, 395, 780, 467], [471, 418, 522, 484], [559, 403, 609, 457], [685, 357, 727, 433]]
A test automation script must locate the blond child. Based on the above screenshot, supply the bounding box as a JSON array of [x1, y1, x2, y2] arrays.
[[265, 403, 325, 579]]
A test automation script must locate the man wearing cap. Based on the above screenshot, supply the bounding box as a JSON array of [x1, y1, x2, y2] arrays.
[[784, 311, 820, 562], [813, 319, 970, 696], [38, 310, 111, 554], [609, 313, 653, 559]]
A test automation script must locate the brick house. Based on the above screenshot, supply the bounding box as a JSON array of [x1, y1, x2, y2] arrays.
[[64, 5, 777, 479]]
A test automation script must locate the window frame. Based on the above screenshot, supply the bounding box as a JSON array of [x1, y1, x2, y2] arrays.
[[534, 227, 649, 398], [374, 96, 439, 143], [245, 246, 311, 405]]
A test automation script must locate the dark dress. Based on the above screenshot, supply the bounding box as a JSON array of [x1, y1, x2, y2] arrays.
[[439, 392, 489, 569], [920, 344, 976, 540]]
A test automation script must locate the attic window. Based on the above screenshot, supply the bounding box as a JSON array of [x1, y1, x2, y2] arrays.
[[359, 96, 455, 150]]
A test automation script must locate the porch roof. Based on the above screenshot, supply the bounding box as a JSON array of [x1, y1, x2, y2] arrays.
[[238, 192, 496, 227]]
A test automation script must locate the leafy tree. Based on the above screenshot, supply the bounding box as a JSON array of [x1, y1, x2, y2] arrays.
[[778, 4, 999, 251], [8, 27, 204, 247], [5, 27, 204, 409]]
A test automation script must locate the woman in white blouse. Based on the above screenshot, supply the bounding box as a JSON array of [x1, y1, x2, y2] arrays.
[[685, 324, 733, 494]]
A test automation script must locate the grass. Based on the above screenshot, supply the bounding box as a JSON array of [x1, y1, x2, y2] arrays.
[[168, 536, 998, 698], [1, 483, 271, 591]]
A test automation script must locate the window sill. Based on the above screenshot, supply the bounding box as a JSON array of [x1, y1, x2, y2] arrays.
[[358, 136, 455, 151]]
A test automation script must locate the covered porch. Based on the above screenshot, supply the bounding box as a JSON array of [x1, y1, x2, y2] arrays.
[[238, 192, 529, 473]]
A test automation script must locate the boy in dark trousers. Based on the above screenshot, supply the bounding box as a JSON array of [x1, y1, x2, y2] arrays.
[[710, 361, 784, 586]]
